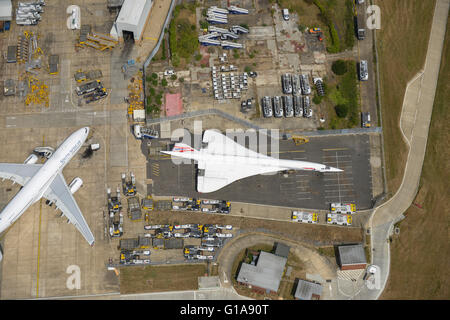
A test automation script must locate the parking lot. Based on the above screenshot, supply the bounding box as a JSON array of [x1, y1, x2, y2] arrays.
[[148, 132, 374, 211]]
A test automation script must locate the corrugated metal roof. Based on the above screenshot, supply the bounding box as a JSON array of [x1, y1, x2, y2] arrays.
[[117, 0, 148, 26], [164, 238, 184, 249], [236, 251, 287, 292], [294, 280, 322, 300], [274, 242, 290, 258], [338, 244, 367, 265]]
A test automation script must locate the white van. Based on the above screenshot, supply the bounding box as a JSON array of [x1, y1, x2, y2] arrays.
[[282, 9, 289, 21]]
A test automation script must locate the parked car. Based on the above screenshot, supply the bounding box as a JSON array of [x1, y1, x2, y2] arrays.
[[273, 96, 283, 117], [261, 96, 273, 118], [359, 60, 368, 81], [283, 96, 294, 117], [293, 95, 303, 117]]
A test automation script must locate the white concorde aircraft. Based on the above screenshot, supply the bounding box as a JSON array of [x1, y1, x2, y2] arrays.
[[161, 130, 343, 193], [0, 127, 94, 261]]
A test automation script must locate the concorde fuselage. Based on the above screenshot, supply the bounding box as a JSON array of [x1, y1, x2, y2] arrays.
[[163, 147, 342, 173], [0, 127, 89, 232]]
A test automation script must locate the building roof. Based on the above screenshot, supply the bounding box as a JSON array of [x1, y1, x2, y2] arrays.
[[294, 280, 322, 300], [164, 238, 184, 249], [117, 0, 148, 26], [274, 242, 290, 258], [0, 0, 12, 21], [152, 238, 164, 247], [338, 244, 367, 266], [237, 251, 287, 293]]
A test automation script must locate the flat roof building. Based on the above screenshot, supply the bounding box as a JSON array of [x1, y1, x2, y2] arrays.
[[294, 280, 322, 300], [274, 242, 290, 258], [337, 244, 367, 270], [237, 251, 287, 294], [110, 0, 153, 42], [0, 0, 12, 21]]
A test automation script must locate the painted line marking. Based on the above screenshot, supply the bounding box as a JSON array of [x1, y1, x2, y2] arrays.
[[322, 148, 348, 151]]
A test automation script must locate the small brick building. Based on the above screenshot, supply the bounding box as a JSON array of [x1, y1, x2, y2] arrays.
[[337, 244, 367, 270]]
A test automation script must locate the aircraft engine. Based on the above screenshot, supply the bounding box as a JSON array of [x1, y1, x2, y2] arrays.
[[24, 154, 38, 164], [68, 177, 83, 194]]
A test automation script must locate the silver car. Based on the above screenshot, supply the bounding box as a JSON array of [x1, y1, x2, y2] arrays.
[[261, 96, 273, 118], [359, 60, 368, 81], [293, 95, 303, 117], [273, 96, 283, 117], [283, 96, 294, 117]]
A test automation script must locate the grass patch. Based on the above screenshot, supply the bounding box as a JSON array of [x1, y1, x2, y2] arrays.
[[169, 3, 198, 68], [381, 11, 449, 299], [120, 264, 206, 294], [317, 246, 335, 257], [326, 60, 359, 128]]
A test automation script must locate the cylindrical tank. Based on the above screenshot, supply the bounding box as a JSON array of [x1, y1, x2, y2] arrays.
[[24, 154, 38, 164], [69, 177, 83, 194]]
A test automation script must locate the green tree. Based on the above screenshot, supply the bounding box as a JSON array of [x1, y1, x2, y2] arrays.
[[335, 104, 349, 118], [161, 78, 168, 87], [151, 72, 158, 79], [244, 66, 252, 73], [170, 74, 177, 81]]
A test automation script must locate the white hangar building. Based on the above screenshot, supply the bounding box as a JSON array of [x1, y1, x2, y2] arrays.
[[110, 0, 153, 42]]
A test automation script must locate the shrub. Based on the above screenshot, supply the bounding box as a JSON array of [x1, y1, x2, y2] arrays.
[[170, 74, 177, 81], [200, 20, 209, 29], [244, 66, 252, 73], [179, 77, 184, 83], [312, 94, 323, 104], [332, 60, 348, 75], [335, 104, 349, 118], [161, 79, 168, 87], [152, 79, 158, 86], [149, 87, 156, 96], [195, 53, 202, 61], [172, 53, 180, 67], [151, 72, 158, 79]]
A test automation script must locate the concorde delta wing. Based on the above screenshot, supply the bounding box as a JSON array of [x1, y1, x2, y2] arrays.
[[0, 163, 43, 186], [43, 172, 95, 245], [197, 160, 288, 193]]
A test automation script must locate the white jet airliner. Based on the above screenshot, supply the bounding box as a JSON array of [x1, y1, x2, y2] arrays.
[[161, 130, 343, 193], [0, 127, 94, 261]]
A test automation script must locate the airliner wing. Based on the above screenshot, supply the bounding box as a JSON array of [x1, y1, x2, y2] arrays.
[[0, 163, 43, 186], [43, 173, 95, 245], [197, 161, 288, 193]]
